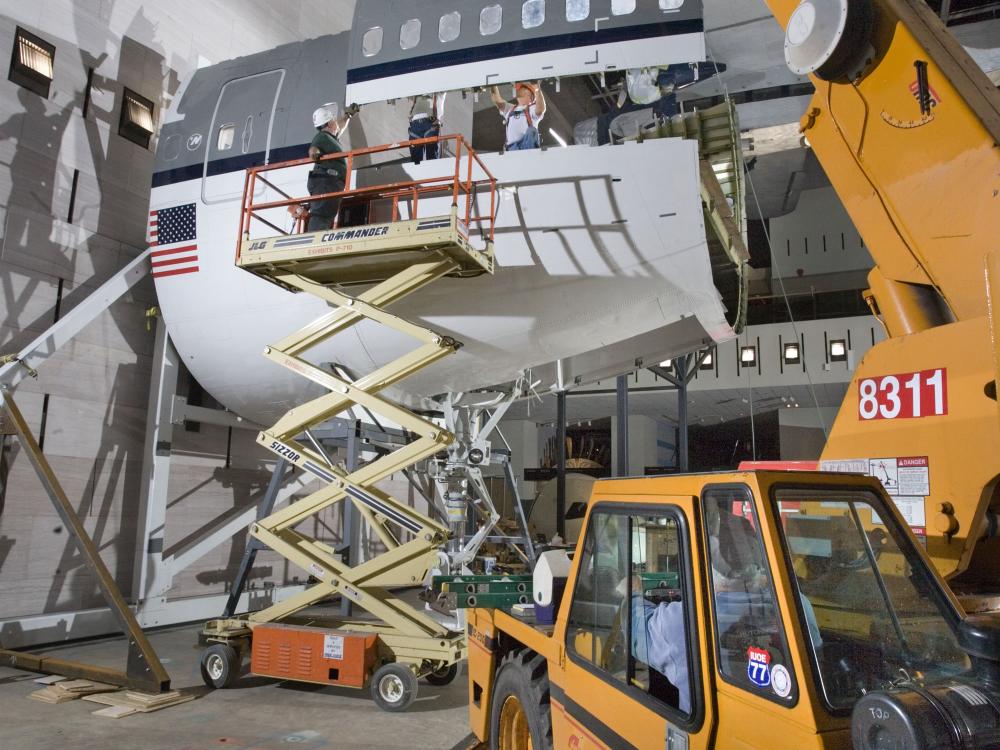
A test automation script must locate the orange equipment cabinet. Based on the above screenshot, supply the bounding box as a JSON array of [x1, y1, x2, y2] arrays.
[[250, 624, 378, 688]]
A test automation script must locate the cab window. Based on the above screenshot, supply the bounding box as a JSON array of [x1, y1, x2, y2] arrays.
[[567, 507, 695, 718], [703, 487, 797, 703], [773, 488, 968, 712]]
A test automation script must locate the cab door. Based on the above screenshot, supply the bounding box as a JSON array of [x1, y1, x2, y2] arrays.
[[553, 496, 716, 750]]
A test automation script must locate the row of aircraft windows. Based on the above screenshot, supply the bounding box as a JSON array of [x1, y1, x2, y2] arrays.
[[362, 0, 685, 57]]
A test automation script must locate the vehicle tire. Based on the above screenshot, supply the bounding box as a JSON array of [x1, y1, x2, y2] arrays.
[[425, 663, 459, 686], [200, 643, 240, 689], [371, 663, 418, 712], [489, 649, 553, 750]]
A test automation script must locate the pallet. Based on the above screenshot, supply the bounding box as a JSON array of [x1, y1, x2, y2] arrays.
[[82, 689, 194, 718]]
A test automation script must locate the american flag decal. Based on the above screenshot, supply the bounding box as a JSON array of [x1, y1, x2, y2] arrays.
[[149, 202, 198, 278]]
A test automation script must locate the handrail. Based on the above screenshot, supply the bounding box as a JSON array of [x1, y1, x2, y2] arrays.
[[236, 134, 496, 263]]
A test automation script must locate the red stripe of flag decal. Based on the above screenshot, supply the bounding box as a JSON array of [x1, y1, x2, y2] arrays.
[[152, 255, 198, 268], [153, 266, 200, 278], [151, 244, 197, 258]]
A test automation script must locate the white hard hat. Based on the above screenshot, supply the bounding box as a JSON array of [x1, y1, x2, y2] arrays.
[[312, 102, 340, 128]]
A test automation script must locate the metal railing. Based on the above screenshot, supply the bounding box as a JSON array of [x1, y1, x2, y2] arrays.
[[236, 133, 497, 261]]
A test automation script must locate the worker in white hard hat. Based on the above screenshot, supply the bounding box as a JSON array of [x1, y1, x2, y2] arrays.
[[490, 81, 545, 151], [306, 101, 356, 232]]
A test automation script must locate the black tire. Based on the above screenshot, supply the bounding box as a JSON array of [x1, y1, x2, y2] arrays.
[[489, 649, 553, 750], [200, 643, 240, 689], [425, 662, 459, 686], [370, 663, 418, 712]]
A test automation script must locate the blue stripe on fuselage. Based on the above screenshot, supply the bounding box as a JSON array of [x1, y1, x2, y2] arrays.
[[346, 19, 703, 84]]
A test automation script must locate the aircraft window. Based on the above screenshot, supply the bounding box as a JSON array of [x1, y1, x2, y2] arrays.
[[400, 18, 421, 50], [566, 0, 589, 21], [161, 134, 181, 161], [659, 0, 685, 8], [480, 5, 503, 35], [522, 0, 545, 28], [362, 26, 383, 57], [611, 0, 637, 14], [216, 124, 235, 151], [439, 12, 461, 42]]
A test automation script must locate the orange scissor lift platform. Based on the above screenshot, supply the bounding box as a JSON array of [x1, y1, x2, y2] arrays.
[[200, 134, 497, 712]]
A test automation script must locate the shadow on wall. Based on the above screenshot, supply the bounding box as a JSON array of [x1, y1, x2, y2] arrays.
[[0, 3, 182, 620]]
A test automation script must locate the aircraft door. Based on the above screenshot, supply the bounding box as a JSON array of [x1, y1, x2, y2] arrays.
[[201, 69, 285, 204]]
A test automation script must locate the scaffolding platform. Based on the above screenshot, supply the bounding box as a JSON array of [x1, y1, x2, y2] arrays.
[[201, 134, 498, 712], [237, 210, 493, 290]]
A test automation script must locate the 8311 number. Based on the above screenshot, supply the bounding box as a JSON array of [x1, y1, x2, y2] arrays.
[[858, 368, 947, 420]]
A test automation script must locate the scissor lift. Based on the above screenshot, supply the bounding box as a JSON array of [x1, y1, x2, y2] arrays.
[[200, 135, 497, 711]]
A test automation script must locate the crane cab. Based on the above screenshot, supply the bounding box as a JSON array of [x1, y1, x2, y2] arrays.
[[466, 470, 1000, 749]]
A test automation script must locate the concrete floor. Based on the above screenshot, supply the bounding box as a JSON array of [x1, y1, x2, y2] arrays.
[[0, 624, 476, 750]]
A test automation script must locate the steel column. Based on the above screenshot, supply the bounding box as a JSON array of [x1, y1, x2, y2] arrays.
[[556, 390, 567, 538], [676, 355, 691, 473], [616, 375, 629, 476], [223, 457, 290, 617]]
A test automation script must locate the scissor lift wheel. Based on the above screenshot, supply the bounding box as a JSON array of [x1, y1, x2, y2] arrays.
[[371, 663, 419, 712], [201, 643, 241, 689]]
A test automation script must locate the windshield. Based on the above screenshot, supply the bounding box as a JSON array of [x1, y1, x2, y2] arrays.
[[774, 488, 969, 711]]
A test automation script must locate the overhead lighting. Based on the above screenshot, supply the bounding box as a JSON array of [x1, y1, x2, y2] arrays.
[[659, 359, 672, 368], [740, 346, 757, 366], [700, 351, 714, 370], [783, 342, 801, 365], [119, 87, 156, 149], [829, 339, 848, 362], [549, 128, 568, 148], [10, 27, 55, 98]]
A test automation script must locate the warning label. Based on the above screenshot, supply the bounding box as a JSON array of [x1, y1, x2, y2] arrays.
[[323, 634, 344, 660], [897, 456, 930, 496], [869, 459, 899, 493], [893, 496, 927, 534], [821, 455, 930, 535]]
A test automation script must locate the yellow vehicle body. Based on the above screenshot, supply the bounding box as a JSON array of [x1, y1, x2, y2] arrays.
[[761, 0, 1000, 599], [468, 470, 975, 749]]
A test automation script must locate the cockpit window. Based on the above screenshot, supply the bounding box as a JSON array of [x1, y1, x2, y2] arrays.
[[612, 0, 637, 14], [439, 11, 461, 43], [566, 0, 589, 21], [773, 489, 969, 712], [480, 5, 503, 35], [216, 124, 235, 151], [362, 27, 383, 57], [522, 0, 545, 29], [399, 19, 420, 50]]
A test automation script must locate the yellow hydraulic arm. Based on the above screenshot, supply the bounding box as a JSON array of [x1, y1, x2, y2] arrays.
[[761, 0, 1000, 601]]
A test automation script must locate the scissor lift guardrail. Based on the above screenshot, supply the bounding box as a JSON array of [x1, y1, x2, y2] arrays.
[[202, 135, 496, 708]]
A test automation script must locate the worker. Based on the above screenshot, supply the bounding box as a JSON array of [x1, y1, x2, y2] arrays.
[[306, 102, 355, 232], [596, 65, 693, 145], [408, 92, 445, 164], [490, 82, 546, 151], [630, 585, 691, 714]]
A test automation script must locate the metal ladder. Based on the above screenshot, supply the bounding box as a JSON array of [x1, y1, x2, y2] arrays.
[[205, 134, 497, 677]]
